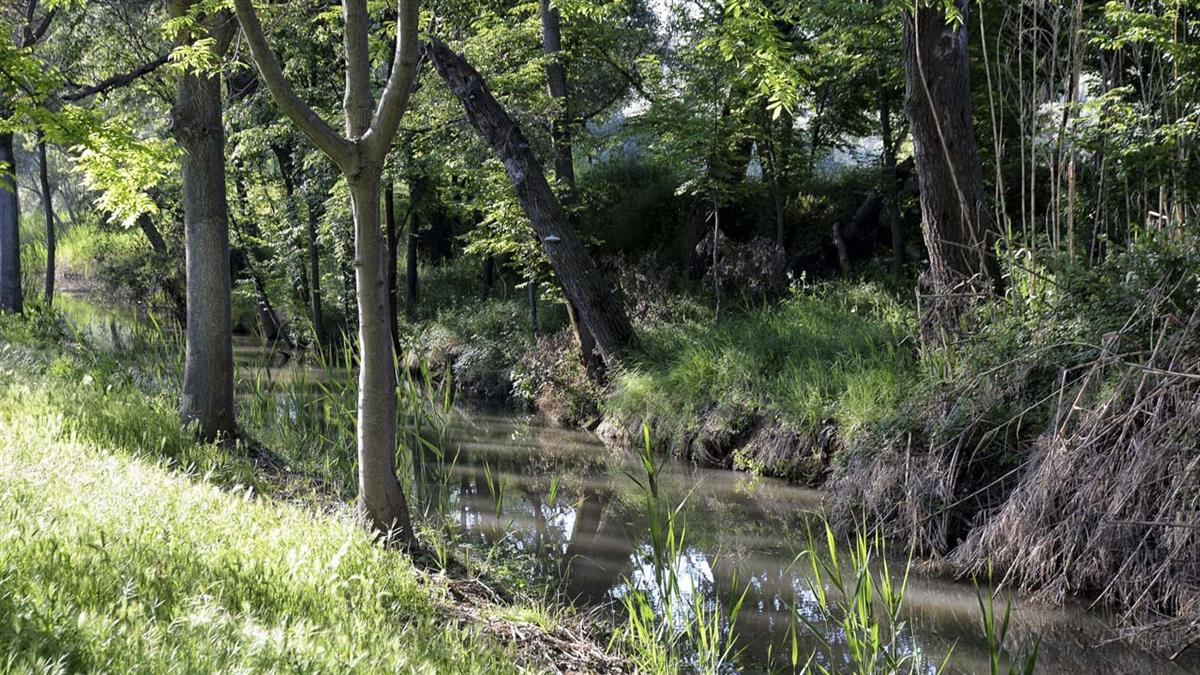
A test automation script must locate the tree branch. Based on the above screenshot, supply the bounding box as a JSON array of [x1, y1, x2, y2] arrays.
[[362, 0, 421, 165], [341, 0, 373, 138], [231, 0, 353, 168], [62, 54, 170, 101]]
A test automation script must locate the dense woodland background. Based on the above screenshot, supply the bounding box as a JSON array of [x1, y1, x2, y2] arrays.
[[1, 0, 1199, 671]]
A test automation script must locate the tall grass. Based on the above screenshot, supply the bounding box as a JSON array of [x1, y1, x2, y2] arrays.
[[620, 425, 747, 674]]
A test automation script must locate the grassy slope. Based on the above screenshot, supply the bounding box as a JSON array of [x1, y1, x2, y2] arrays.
[[0, 337, 552, 673]]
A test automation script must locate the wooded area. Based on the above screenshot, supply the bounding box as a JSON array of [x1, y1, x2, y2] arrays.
[[1, 0, 1198, 672]]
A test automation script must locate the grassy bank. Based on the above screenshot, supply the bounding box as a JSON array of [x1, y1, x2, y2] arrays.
[[0, 319, 620, 673], [604, 283, 915, 479], [405, 271, 917, 482]]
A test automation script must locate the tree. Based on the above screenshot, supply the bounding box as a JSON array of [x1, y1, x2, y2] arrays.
[[902, 0, 998, 297], [427, 38, 635, 363], [233, 0, 420, 542], [538, 0, 603, 378], [170, 1, 238, 442]]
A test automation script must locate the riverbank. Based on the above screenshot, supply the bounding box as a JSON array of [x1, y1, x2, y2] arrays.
[[406, 242, 1200, 658], [407, 268, 916, 483], [0, 315, 627, 673]]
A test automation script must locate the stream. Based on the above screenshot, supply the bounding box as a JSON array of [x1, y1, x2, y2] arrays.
[[57, 293, 1198, 674]]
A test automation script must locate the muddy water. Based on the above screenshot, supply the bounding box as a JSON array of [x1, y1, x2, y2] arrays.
[[426, 411, 1195, 674], [56, 294, 1197, 674]]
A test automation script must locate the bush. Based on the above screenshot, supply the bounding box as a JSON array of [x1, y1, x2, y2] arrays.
[[512, 329, 604, 427]]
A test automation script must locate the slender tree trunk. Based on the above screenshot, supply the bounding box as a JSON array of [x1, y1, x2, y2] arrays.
[[36, 133, 55, 305], [0, 131, 23, 314], [539, 0, 576, 205], [902, 0, 998, 295], [385, 180, 401, 355], [875, 32, 904, 276], [232, 161, 288, 345], [429, 39, 634, 363], [271, 144, 312, 310], [405, 205, 418, 320], [349, 179, 413, 538], [302, 178, 329, 350], [171, 30, 236, 441], [482, 253, 495, 298], [135, 213, 187, 324], [232, 0, 419, 544], [528, 279, 539, 335]]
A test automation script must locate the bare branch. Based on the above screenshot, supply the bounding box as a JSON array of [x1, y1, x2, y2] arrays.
[[62, 54, 170, 102], [362, 0, 421, 164], [231, 0, 353, 168]]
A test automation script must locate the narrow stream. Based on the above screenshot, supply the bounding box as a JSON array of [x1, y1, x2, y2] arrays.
[[57, 293, 1198, 674]]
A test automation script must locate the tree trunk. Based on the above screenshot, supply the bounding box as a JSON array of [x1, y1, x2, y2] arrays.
[[302, 176, 329, 350], [902, 0, 998, 295], [405, 206, 418, 320], [349, 179, 413, 539], [385, 181, 401, 355], [36, 133, 55, 305], [0, 131, 23, 314], [482, 253, 495, 298], [539, 0, 576, 205], [271, 143, 313, 311], [874, 8, 904, 277], [231, 161, 288, 346], [171, 40, 236, 441], [135, 213, 186, 324], [538, 1, 605, 377], [428, 39, 634, 363]]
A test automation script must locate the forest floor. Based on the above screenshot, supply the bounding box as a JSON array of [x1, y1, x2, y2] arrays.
[[0, 321, 628, 673]]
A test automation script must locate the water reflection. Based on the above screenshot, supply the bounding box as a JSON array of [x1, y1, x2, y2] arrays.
[[426, 411, 1196, 674]]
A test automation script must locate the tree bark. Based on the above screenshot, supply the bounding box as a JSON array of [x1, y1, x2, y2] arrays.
[[428, 38, 634, 363], [350, 178, 413, 539], [404, 179, 420, 320], [874, 5, 904, 277], [36, 133, 55, 305], [0, 131, 23, 314], [271, 143, 313, 312], [538, 0, 604, 377], [902, 0, 998, 295], [170, 4, 236, 441]]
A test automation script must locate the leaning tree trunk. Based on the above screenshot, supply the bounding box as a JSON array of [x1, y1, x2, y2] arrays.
[[135, 213, 187, 324], [36, 133, 55, 305], [428, 39, 634, 363], [0, 131, 23, 314], [171, 5, 236, 442], [902, 0, 998, 296]]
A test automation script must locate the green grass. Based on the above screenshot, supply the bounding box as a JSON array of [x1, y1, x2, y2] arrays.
[[0, 327, 564, 673], [608, 282, 917, 451]]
